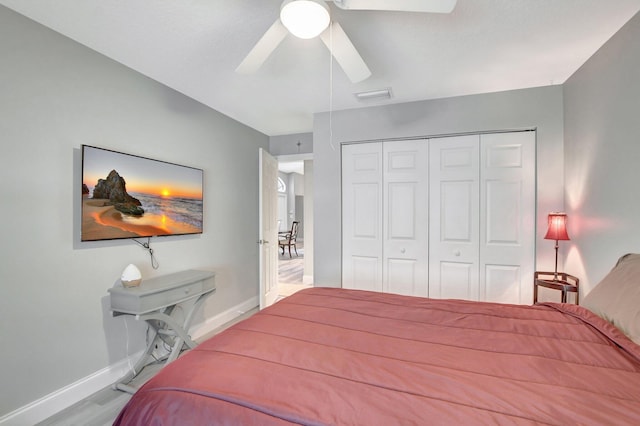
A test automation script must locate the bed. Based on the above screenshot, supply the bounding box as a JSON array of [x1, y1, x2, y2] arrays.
[[114, 255, 640, 425]]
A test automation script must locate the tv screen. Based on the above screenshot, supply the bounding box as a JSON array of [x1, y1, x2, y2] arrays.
[[81, 145, 203, 241]]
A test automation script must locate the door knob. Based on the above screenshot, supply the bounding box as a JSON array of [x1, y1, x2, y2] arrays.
[[400, 248, 406, 254], [454, 250, 461, 256]]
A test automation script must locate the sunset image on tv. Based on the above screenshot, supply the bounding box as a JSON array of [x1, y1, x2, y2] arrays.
[[81, 145, 203, 241]]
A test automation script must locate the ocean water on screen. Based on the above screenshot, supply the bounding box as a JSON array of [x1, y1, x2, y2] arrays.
[[132, 192, 203, 230]]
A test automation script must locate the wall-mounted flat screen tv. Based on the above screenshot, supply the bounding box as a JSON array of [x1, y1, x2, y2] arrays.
[[81, 145, 203, 241]]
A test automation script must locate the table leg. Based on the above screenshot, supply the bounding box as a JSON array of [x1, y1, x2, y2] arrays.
[[111, 290, 215, 393], [113, 326, 161, 393]]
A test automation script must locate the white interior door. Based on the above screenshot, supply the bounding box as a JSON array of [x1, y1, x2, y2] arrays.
[[480, 132, 536, 304], [259, 148, 279, 309], [429, 135, 481, 300], [383, 140, 429, 296], [342, 143, 383, 291]]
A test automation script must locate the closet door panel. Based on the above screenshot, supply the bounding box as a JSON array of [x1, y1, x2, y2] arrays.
[[386, 258, 418, 295], [484, 264, 521, 304], [480, 132, 536, 304], [433, 261, 475, 300], [352, 183, 380, 238], [429, 135, 480, 300], [441, 181, 474, 242], [485, 180, 522, 244], [388, 183, 417, 239], [342, 143, 383, 291], [350, 256, 383, 292], [383, 140, 429, 296]]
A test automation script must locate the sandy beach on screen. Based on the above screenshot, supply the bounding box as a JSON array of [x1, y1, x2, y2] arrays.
[[82, 198, 199, 241]]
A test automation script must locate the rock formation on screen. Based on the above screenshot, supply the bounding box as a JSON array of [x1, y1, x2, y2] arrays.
[[92, 170, 144, 216]]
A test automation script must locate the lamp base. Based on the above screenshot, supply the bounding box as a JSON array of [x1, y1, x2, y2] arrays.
[[121, 278, 142, 288]]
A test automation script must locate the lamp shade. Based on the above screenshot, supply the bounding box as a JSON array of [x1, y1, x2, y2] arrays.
[[544, 212, 570, 241], [280, 0, 330, 39]]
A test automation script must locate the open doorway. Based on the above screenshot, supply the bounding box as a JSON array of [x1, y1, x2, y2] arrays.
[[277, 154, 313, 298]]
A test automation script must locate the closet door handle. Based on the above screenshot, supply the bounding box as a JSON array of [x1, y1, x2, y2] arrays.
[[454, 250, 461, 257]]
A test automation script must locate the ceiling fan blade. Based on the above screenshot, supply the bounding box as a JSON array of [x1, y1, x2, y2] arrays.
[[236, 19, 289, 74], [320, 22, 371, 83], [332, 0, 457, 13]]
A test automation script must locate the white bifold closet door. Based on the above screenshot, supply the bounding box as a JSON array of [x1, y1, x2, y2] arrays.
[[383, 141, 429, 296], [342, 131, 535, 304], [428, 135, 480, 300], [341, 141, 429, 295], [341, 142, 384, 292], [428, 132, 535, 303], [481, 132, 535, 304]]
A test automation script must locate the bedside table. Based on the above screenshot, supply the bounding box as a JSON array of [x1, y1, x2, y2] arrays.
[[534, 271, 579, 304]]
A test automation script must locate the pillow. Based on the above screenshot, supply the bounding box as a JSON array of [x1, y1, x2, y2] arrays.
[[582, 253, 640, 345]]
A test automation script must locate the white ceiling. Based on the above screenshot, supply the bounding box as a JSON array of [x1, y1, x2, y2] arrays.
[[2, 0, 639, 136]]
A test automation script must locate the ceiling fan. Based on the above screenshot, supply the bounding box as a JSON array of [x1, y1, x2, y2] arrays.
[[236, 0, 457, 83]]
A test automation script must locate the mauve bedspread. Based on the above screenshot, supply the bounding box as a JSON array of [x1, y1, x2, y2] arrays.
[[114, 287, 640, 425]]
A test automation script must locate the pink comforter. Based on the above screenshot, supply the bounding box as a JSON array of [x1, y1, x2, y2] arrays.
[[114, 287, 640, 425]]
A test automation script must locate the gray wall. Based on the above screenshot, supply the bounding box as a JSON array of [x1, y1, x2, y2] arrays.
[[0, 6, 268, 416], [564, 11, 640, 292], [269, 132, 313, 156], [313, 86, 565, 286]]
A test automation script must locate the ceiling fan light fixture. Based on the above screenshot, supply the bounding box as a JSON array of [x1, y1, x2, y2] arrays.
[[280, 0, 330, 39]]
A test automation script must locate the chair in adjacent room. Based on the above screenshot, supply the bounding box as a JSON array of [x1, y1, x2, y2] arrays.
[[279, 221, 299, 258]]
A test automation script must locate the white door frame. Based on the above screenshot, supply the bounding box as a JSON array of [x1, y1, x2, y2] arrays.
[[276, 153, 314, 285]]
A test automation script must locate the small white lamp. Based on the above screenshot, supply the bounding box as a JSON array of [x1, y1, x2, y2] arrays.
[[121, 264, 142, 288]]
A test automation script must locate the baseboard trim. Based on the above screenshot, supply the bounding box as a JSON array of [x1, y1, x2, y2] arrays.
[[0, 296, 259, 426], [0, 354, 138, 426], [190, 296, 259, 341]]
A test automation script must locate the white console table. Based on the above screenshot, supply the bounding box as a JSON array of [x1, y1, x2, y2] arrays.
[[108, 269, 215, 393]]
